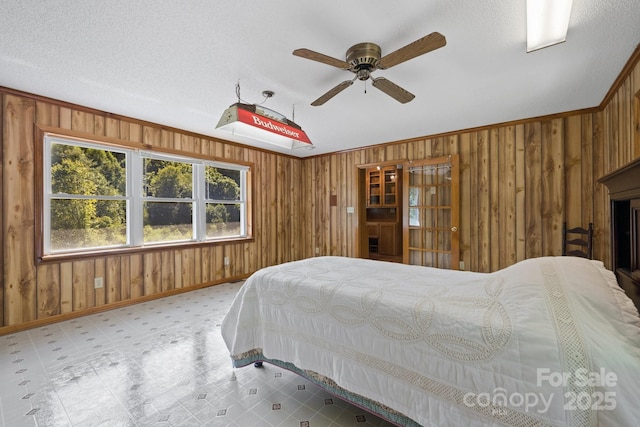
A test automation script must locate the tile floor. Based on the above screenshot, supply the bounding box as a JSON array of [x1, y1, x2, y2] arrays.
[[0, 281, 397, 427]]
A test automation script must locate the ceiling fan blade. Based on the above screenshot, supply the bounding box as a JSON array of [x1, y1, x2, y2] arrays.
[[378, 32, 446, 69], [311, 80, 354, 106], [293, 48, 350, 69], [371, 77, 415, 103]]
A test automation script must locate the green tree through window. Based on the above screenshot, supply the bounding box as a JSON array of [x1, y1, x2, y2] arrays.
[[44, 135, 249, 255], [50, 143, 126, 249]]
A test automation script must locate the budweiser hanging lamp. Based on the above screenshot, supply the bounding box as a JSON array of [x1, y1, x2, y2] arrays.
[[216, 87, 313, 150]]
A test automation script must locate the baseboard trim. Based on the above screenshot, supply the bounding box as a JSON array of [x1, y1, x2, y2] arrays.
[[0, 274, 249, 337]]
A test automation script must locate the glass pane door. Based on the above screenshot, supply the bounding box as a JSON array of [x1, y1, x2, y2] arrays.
[[404, 155, 459, 269]]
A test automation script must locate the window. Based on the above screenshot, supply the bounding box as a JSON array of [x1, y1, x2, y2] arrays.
[[45, 140, 129, 253], [41, 133, 251, 257], [203, 165, 245, 239], [142, 155, 195, 244]]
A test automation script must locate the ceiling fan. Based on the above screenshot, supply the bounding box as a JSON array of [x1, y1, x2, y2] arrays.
[[293, 32, 446, 106]]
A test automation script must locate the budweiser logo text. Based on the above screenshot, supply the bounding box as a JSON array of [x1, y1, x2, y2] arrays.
[[252, 115, 300, 138]]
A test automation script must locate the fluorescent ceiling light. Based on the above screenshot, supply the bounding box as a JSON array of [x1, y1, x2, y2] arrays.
[[216, 103, 314, 150], [526, 0, 573, 52]]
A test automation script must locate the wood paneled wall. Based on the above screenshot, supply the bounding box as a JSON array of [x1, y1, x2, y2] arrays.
[[1, 91, 304, 332], [300, 117, 598, 271], [1, 45, 639, 333]]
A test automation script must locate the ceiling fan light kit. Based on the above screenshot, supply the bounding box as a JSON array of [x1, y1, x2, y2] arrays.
[[293, 32, 446, 106]]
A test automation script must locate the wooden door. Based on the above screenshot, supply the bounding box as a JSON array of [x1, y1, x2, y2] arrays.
[[403, 155, 460, 269], [378, 224, 397, 255]]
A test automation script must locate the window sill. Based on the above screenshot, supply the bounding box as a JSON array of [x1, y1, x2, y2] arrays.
[[37, 236, 255, 265]]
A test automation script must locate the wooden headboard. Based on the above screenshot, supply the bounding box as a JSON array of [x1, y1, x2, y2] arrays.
[[598, 157, 640, 311]]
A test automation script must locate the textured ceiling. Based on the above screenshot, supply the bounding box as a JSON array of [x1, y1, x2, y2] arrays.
[[1, 1, 639, 157]]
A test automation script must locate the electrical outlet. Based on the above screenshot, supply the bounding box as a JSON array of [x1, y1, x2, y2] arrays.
[[224, 257, 230, 266], [94, 277, 104, 289], [346, 206, 355, 214], [459, 261, 465, 271], [315, 247, 320, 255]]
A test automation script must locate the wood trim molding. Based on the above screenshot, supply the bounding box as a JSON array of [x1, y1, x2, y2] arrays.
[[600, 43, 640, 109], [35, 124, 254, 167], [635, 89, 640, 159], [356, 159, 408, 170], [0, 95, 4, 327], [0, 274, 249, 336], [597, 156, 640, 200], [302, 106, 601, 160]]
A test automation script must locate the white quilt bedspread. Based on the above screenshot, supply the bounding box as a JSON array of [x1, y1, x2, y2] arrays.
[[221, 256, 640, 426]]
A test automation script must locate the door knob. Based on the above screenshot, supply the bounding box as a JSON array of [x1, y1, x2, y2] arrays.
[[451, 226, 458, 232]]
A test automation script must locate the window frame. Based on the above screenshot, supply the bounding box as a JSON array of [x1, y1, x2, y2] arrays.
[[44, 138, 132, 254], [139, 151, 200, 246], [201, 162, 248, 240], [35, 126, 253, 263]]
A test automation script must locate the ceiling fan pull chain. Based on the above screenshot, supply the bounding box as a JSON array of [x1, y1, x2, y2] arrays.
[[364, 79, 367, 94]]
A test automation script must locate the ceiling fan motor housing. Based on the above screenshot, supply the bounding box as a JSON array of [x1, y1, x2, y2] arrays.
[[346, 42, 381, 80]]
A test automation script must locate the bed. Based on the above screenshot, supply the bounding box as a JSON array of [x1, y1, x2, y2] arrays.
[[221, 255, 640, 426]]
